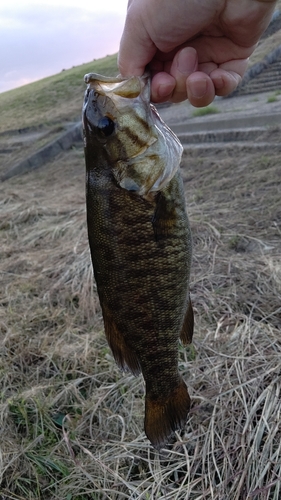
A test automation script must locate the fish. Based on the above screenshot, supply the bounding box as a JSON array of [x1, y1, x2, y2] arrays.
[[82, 72, 194, 449]]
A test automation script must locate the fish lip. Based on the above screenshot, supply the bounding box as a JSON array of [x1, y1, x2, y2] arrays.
[[84, 72, 150, 85], [84, 72, 151, 100], [84, 73, 127, 85]]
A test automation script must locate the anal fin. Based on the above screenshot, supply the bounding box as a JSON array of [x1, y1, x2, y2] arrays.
[[102, 307, 141, 376], [180, 296, 194, 345]]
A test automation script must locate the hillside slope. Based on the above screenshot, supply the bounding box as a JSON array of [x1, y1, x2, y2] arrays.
[[0, 54, 118, 133]]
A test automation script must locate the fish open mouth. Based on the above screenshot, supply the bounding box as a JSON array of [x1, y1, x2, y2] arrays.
[[84, 72, 147, 99]]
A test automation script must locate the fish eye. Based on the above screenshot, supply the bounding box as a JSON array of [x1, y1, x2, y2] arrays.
[[97, 116, 115, 137]]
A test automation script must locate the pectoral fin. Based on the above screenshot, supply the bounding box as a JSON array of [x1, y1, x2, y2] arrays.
[[152, 192, 176, 242], [114, 154, 163, 196]]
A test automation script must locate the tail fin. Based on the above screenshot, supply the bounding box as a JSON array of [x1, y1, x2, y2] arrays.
[[144, 380, 190, 449]]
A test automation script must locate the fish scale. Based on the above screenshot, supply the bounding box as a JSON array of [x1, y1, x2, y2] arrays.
[[83, 72, 194, 449]]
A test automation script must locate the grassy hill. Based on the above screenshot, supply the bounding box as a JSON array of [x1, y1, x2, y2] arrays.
[[0, 54, 118, 133]]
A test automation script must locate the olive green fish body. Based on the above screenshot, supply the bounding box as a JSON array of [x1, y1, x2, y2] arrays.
[[83, 73, 193, 448]]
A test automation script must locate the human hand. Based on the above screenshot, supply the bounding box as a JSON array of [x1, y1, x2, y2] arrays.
[[118, 0, 277, 106]]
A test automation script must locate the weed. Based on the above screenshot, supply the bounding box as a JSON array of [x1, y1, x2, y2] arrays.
[[267, 95, 278, 103], [192, 105, 220, 117], [228, 234, 241, 250]]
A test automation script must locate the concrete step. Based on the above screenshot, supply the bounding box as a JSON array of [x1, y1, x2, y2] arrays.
[[181, 141, 281, 153], [235, 62, 281, 94], [247, 74, 281, 83], [170, 113, 281, 134], [237, 84, 281, 95], [2, 107, 281, 181], [233, 48, 281, 97], [241, 83, 281, 91], [176, 127, 266, 144], [252, 73, 281, 82]]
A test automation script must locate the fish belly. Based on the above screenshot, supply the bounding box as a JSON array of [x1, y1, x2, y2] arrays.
[[86, 169, 192, 448]]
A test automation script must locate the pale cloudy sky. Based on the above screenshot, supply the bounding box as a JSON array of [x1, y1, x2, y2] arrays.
[[0, 0, 128, 93]]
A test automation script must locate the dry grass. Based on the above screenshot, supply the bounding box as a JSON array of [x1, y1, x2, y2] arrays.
[[0, 135, 280, 498]]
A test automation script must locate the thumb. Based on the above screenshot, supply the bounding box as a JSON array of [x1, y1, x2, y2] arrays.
[[118, 12, 157, 76]]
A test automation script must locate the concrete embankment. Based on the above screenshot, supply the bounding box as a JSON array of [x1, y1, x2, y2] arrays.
[[1, 123, 82, 182]]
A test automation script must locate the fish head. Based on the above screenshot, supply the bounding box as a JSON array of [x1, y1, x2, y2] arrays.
[[83, 73, 154, 160], [83, 73, 183, 196]]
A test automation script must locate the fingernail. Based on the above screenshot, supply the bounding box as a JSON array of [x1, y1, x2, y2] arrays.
[[158, 83, 174, 98], [177, 48, 197, 75], [190, 80, 208, 99], [214, 76, 224, 90]]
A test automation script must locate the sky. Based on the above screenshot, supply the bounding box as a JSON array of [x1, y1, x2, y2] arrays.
[[0, 0, 128, 93]]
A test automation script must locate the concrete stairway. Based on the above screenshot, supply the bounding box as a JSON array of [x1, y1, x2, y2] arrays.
[[235, 60, 281, 96], [169, 112, 281, 153], [229, 9, 281, 97], [261, 10, 281, 39]]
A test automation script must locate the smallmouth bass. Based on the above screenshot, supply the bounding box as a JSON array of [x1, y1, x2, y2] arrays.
[[82, 73, 193, 449]]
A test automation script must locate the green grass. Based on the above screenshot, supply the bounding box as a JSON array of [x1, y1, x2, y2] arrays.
[[267, 95, 278, 103], [0, 53, 118, 132], [267, 90, 281, 103], [192, 105, 220, 117]]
